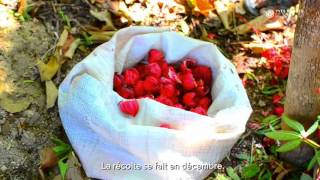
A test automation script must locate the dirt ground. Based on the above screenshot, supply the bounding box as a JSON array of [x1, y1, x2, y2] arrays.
[[0, 0, 287, 179]]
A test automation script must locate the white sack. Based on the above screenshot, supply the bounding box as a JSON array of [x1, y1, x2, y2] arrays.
[[58, 26, 252, 180]]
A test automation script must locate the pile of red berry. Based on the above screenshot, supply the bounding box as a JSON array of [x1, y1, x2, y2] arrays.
[[113, 49, 213, 116]]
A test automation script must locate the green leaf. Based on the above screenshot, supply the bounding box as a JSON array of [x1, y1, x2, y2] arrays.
[[265, 131, 301, 141], [282, 115, 305, 133], [53, 145, 71, 158], [307, 153, 317, 171], [242, 164, 260, 179], [261, 86, 280, 95], [258, 169, 272, 180], [261, 115, 279, 124], [52, 137, 67, 146], [58, 157, 69, 180], [276, 139, 301, 152], [226, 167, 240, 180], [300, 173, 313, 180], [305, 120, 319, 137]]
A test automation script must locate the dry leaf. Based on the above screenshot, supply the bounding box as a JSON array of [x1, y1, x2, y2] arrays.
[[66, 152, 87, 180], [234, 15, 285, 35], [195, 0, 214, 16], [46, 80, 58, 109], [90, 10, 116, 30], [37, 56, 60, 81], [57, 29, 69, 48], [64, 38, 81, 59], [62, 35, 75, 54], [0, 95, 31, 113], [241, 42, 275, 54], [40, 147, 58, 169], [17, 0, 27, 14], [214, 1, 234, 30]]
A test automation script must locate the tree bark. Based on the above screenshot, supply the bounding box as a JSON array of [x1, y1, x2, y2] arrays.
[[283, 0, 320, 129]]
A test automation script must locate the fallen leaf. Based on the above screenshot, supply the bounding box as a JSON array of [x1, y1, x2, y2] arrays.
[[214, 1, 234, 30], [64, 38, 81, 59], [66, 152, 86, 180], [0, 95, 31, 113], [90, 10, 116, 30], [17, 0, 27, 14], [234, 15, 284, 35], [195, 0, 214, 16], [46, 80, 58, 109], [57, 29, 69, 48], [37, 56, 60, 81], [40, 147, 59, 169], [62, 35, 75, 55]]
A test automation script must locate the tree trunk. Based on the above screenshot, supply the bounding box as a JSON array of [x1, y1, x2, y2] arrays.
[[283, 0, 320, 129]]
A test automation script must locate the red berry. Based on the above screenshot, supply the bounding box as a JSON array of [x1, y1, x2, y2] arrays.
[[155, 96, 174, 106], [144, 76, 159, 93], [148, 49, 164, 64], [195, 80, 209, 96], [182, 72, 196, 91], [190, 107, 207, 115], [173, 104, 184, 109], [180, 58, 197, 73], [159, 123, 173, 129], [118, 87, 134, 99], [119, 99, 139, 117], [167, 66, 182, 84], [182, 92, 197, 107], [133, 81, 145, 97], [198, 97, 212, 109], [193, 65, 212, 86], [274, 106, 284, 117], [146, 63, 162, 78], [124, 68, 140, 85], [160, 83, 176, 98], [113, 73, 123, 90], [135, 64, 146, 78]]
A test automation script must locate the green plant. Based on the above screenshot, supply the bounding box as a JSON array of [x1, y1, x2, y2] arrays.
[[265, 115, 320, 170], [52, 138, 72, 180]]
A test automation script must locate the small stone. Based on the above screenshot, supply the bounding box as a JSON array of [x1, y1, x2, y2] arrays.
[[258, 100, 266, 107]]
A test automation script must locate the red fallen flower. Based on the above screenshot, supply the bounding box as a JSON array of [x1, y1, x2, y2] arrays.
[[148, 49, 164, 64], [167, 66, 182, 84], [118, 87, 134, 99], [155, 96, 174, 106], [180, 58, 197, 73], [280, 46, 292, 59], [146, 63, 162, 78], [133, 80, 145, 97], [161, 62, 169, 75], [190, 107, 207, 115], [262, 137, 275, 148], [159, 123, 173, 129], [124, 68, 140, 85], [182, 72, 197, 91], [160, 83, 176, 98], [274, 106, 284, 117], [207, 33, 217, 40], [183, 92, 197, 107], [279, 66, 289, 79], [272, 94, 282, 105], [273, 57, 283, 76], [261, 48, 278, 60], [144, 76, 159, 93], [198, 97, 212, 109], [173, 104, 184, 109], [193, 65, 212, 85], [119, 99, 139, 117], [113, 73, 123, 90]]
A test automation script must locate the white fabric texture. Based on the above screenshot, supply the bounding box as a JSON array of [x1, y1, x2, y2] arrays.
[[58, 26, 252, 180]]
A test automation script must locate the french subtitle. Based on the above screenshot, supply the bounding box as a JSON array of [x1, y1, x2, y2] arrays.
[[101, 162, 224, 171]]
